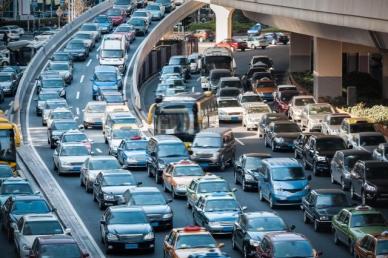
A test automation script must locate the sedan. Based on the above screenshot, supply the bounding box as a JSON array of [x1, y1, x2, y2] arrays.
[[114, 24, 136, 43], [42, 99, 69, 126], [63, 40, 89, 61], [216, 38, 248, 51], [0, 71, 19, 96], [45, 107, 74, 127], [35, 89, 62, 116], [127, 17, 149, 36], [106, 8, 126, 26], [82, 101, 107, 128], [29, 235, 89, 258], [53, 143, 90, 175], [117, 138, 148, 168], [46, 61, 73, 84], [72, 32, 95, 50], [51, 51, 73, 67], [146, 3, 164, 20], [132, 10, 153, 25], [94, 15, 113, 33], [264, 120, 301, 152]]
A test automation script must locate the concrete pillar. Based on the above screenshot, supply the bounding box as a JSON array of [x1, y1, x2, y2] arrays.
[[383, 53, 388, 99], [358, 52, 370, 73], [313, 37, 343, 99], [210, 4, 234, 43], [289, 33, 312, 72]]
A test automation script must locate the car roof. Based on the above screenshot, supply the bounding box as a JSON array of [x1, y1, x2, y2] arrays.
[[263, 158, 301, 168], [266, 232, 307, 242], [52, 119, 76, 124], [241, 91, 259, 96], [203, 192, 235, 201], [196, 127, 232, 137], [36, 235, 77, 245], [343, 205, 381, 215], [88, 155, 117, 161], [219, 77, 240, 81], [95, 65, 116, 73], [293, 95, 314, 99], [270, 120, 298, 125], [210, 69, 231, 74], [195, 174, 225, 183], [23, 213, 58, 222], [129, 186, 160, 193], [171, 160, 200, 167], [2, 177, 29, 184], [152, 134, 182, 143]]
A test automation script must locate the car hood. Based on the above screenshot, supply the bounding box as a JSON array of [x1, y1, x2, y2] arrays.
[[175, 248, 222, 258], [317, 206, 346, 216], [247, 230, 286, 241], [52, 129, 69, 136], [204, 211, 240, 222], [173, 176, 201, 186], [219, 107, 244, 113], [139, 204, 171, 214], [159, 156, 189, 165], [59, 156, 89, 163], [272, 180, 308, 190], [192, 147, 219, 155], [102, 185, 136, 195], [84, 112, 104, 119], [273, 132, 300, 139], [245, 113, 265, 120], [107, 223, 151, 235]]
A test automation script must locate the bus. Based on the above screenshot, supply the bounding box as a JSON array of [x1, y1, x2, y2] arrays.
[[0, 116, 21, 169], [147, 92, 218, 144]]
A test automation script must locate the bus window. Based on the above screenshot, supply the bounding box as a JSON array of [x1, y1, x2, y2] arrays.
[[0, 129, 16, 163]]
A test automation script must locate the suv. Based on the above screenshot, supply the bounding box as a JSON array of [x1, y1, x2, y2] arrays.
[[258, 158, 311, 208], [264, 121, 301, 152], [91, 65, 122, 99], [191, 128, 235, 171], [350, 160, 388, 203], [168, 55, 190, 79], [302, 135, 347, 176], [146, 135, 189, 184], [339, 118, 376, 145]]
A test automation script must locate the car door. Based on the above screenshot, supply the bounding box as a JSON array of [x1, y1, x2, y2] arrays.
[[351, 164, 363, 196], [234, 156, 244, 183], [193, 198, 205, 226], [163, 165, 173, 191], [100, 209, 110, 239], [233, 215, 245, 250], [14, 217, 24, 251], [331, 152, 341, 182], [164, 231, 177, 258], [337, 211, 350, 243], [302, 192, 314, 220], [261, 166, 270, 198], [186, 181, 197, 207]]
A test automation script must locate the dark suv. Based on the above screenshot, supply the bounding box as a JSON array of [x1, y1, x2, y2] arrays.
[[264, 120, 301, 152], [303, 135, 347, 176], [146, 135, 189, 184], [293, 132, 323, 159], [350, 160, 388, 203]]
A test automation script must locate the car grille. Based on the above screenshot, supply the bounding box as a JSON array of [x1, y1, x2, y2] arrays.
[[69, 162, 83, 166], [196, 153, 213, 158], [147, 213, 163, 220], [228, 112, 241, 115], [283, 138, 294, 144], [118, 234, 143, 242], [284, 188, 303, 193]]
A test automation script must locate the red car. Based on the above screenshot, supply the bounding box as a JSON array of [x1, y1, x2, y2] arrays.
[[29, 235, 89, 258], [106, 8, 126, 26], [114, 24, 136, 44], [215, 38, 248, 51], [274, 90, 299, 113]]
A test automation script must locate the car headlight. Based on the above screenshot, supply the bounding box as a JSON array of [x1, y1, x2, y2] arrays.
[[176, 184, 186, 191], [144, 232, 154, 240], [208, 222, 222, 228], [249, 239, 260, 247], [316, 156, 326, 161], [106, 233, 118, 241], [162, 213, 173, 219], [219, 110, 227, 116], [274, 137, 284, 143], [365, 184, 376, 192], [22, 244, 31, 251], [245, 174, 255, 181], [104, 193, 115, 200], [127, 158, 137, 162], [319, 216, 329, 221]]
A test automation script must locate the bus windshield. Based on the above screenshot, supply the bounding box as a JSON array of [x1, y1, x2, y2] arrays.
[[0, 129, 16, 162]]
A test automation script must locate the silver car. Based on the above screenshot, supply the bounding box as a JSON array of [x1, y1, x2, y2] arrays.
[[46, 107, 75, 128], [79, 23, 102, 42], [146, 3, 164, 20], [82, 101, 107, 129], [321, 113, 351, 135], [127, 17, 149, 36], [300, 103, 335, 132], [34, 90, 61, 116], [108, 128, 142, 156], [288, 95, 316, 122], [42, 99, 69, 126], [46, 61, 73, 84], [132, 9, 153, 25], [73, 32, 96, 50], [80, 156, 121, 192], [53, 143, 90, 175]]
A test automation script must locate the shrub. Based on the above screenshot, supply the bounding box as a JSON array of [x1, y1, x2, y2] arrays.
[[291, 72, 313, 93], [343, 103, 388, 125]]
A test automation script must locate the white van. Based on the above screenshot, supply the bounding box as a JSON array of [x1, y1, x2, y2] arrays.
[[99, 34, 127, 73]]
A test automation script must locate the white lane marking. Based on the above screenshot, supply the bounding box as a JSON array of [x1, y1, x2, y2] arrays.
[[76, 107, 80, 115], [235, 138, 245, 146], [80, 75, 84, 83], [76, 91, 80, 99], [96, 148, 102, 153], [9, 100, 13, 107], [86, 59, 92, 67]]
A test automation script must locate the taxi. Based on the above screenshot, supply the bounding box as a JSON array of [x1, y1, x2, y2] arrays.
[[163, 226, 224, 258], [354, 231, 388, 258], [332, 205, 388, 254], [162, 160, 205, 199], [107, 125, 142, 156], [339, 117, 376, 145]]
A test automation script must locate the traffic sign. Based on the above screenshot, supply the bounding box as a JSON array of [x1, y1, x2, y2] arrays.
[[56, 6, 64, 17]]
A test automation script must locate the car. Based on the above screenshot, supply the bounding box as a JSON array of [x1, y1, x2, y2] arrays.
[[63, 40, 89, 61], [100, 206, 154, 253], [193, 29, 215, 42], [241, 67, 271, 91], [354, 231, 388, 258], [91, 65, 122, 99], [0, 177, 35, 206], [188, 53, 201, 74], [123, 186, 173, 229], [252, 78, 277, 102], [246, 35, 269, 49], [146, 135, 190, 184], [51, 51, 73, 67], [135, 0, 148, 8], [258, 113, 288, 137], [94, 15, 113, 33], [350, 160, 388, 203], [302, 135, 347, 176], [45, 107, 74, 127], [106, 8, 126, 26], [276, 32, 290, 44], [34, 32, 56, 41], [256, 232, 321, 258], [249, 71, 273, 88], [273, 89, 299, 114], [0, 71, 19, 95], [162, 160, 204, 198], [216, 87, 241, 99], [114, 0, 136, 16], [234, 153, 271, 191], [249, 55, 274, 70], [13, 214, 70, 257], [217, 97, 244, 122], [103, 111, 137, 139], [321, 113, 351, 135], [373, 143, 388, 162], [168, 55, 190, 79], [215, 38, 248, 51], [108, 127, 141, 156], [163, 226, 224, 258], [300, 103, 335, 132], [93, 169, 140, 209], [114, 24, 136, 43], [47, 119, 80, 149], [258, 158, 311, 208], [232, 211, 294, 258], [192, 193, 246, 234], [332, 205, 388, 254], [247, 23, 262, 36], [132, 9, 153, 25], [242, 103, 272, 130], [41, 99, 69, 126], [264, 32, 289, 45], [293, 132, 323, 159], [302, 189, 352, 231], [116, 137, 147, 168], [73, 32, 96, 50], [82, 101, 107, 128], [0, 87, 4, 103], [237, 91, 263, 106], [217, 77, 242, 91], [36, 72, 66, 96], [208, 69, 232, 92], [186, 174, 236, 209], [127, 17, 149, 36], [29, 235, 89, 258], [99, 90, 125, 104], [53, 142, 90, 175], [155, 0, 175, 12], [160, 65, 184, 82], [339, 118, 376, 145], [35, 26, 56, 35], [0, 26, 22, 41], [46, 61, 73, 84], [0, 164, 16, 186], [34, 89, 62, 116], [59, 130, 93, 153], [288, 95, 316, 122], [348, 132, 387, 153], [146, 3, 164, 20], [264, 121, 302, 152], [79, 22, 101, 42], [331, 149, 373, 190]]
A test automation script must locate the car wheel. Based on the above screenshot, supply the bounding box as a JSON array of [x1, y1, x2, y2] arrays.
[[314, 220, 320, 232], [271, 141, 277, 152], [242, 177, 248, 192], [83, 122, 89, 129], [259, 188, 264, 201], [147, 165, 153, 177], [50, 141, 56, 149], [303, 211, 310, 224], [186, 201, 192, 209], [333, 230, 340, 245], [80, 175, 84, 186], [98, 199, 105, 210], [234, 172, 239, 184], [93, 192, 97, 202], [269, 195, 275, 209], [250, 44, 255, 49]]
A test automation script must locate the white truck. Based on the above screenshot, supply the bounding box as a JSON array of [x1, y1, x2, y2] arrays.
[[99, 34, 127, 73]]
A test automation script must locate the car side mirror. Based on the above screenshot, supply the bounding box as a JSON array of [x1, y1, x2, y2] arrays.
[[100, 220, 106, 225], [232, 188, 237, 192], [217, 243, 224, 248], [166, 199, 173, 203], [290, 224, 296, 231], [307, 175, 312, 181], [64, 228, 71, 235]]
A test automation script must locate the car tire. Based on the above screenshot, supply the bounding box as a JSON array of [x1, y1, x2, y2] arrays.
[[234, 172, 239, 185], [243, 244, 250, 258], [219, 159, 226, 171], [250, 44, 255, 49], [93, 192, 97, 202], [349, 240, 354, 255], [242, 177, 248, 192], [333, 230, 340, 245], [83, 122, 89, 129], [232, 234, 237, 250], [269, 195, 276, 209], [80, 175, 84, 186], [98, 199, 105, 210], [186, 201, 192, 209], [271, 141, 277, 152], [303, 211, 310, 224], [314, 220, 320, 232], [50, 141, 56, 149], [259, 188, 264, 201]]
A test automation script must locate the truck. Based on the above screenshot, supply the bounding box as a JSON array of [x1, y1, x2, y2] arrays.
[[99, 34, 127, 73]]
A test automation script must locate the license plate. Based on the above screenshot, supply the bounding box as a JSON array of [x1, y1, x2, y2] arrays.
[[125, 243, 138, 249], [71, 167, 81, 171], [151, 222, 159, 227], [222, 227, 232, 232], [231, 117, 239, 121], [200, 162, 209, 167]]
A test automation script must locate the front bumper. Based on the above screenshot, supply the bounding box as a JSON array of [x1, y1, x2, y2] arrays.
[[315, 160, 330, 172], [271, 190, 308, 205], [83, 119, 102, 127], [191, 157, 220, 169], [125, 160, 147, 168], [59, 164, 83, 173], [273, 141, 295, 150], [219, 114, 242, 121], [70, 52, 87, 60], [207, 223, 234, 234], [147, 216, 173, 228], [106, 239, 154, 251]]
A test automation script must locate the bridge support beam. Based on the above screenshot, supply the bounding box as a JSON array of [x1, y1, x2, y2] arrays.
[[383, 53, 388, 99], [359, 53, 370, 73], [313, 37, 343, 99], [289, 33, 312, 72], [210, 4, 234, 43]]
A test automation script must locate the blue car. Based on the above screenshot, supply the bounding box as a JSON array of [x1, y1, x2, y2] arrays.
[[247, 23, 262, 36], [192, 193, 246, 235], [91, 65, 122, 99], [117, 138, 148, 168], [258, 158, 311, 208], [93, 15, 113, 33]]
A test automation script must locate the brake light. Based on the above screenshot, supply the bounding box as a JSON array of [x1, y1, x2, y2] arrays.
[[131, 135, 142, 140], [178, 160, 193, 165], [183, 226, 201, 232]]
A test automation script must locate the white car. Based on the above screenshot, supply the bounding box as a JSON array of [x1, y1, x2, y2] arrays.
[[217, 97, 244, 122], [300, 103, 335, 132], [132, 9, 153, 25], [0, 25, 23, 41], [82, 101, 107, 129], [13, 213, 70, 258], [242, 103, 272, 130], [53, 143, 90, 175], [108, 127, 142, 155], [237, 91, 264, 106], [321, 113, 350, 135], [46, 107, 75, 128], [59, 129, 93, 153], [246, 35, 269, 50], [288, 95, 316, 122]]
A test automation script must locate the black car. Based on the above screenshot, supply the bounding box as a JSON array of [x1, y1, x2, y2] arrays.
[[100, 206, 155, 253], [241, 67, 269, 91], [277, 33, 289, 45], [303, 135, 347, 176], [301, 189, 352, 231], [234, 153, 271, 191], [36, 72, 66, 97], [0, 71, 19, 96], [51, 52, 73, 67], [1, 195, 52, 240], [47, 119, 80, 148], [330, 149, 372, 190], [350, 160, 388, 203], [0, 164, 15, 186], [93, 170, 140, 210], [63, 40, 89, 61], [258, 113, 288, 137], [264, 120, 301, 152], [293, 132, 323, 159]]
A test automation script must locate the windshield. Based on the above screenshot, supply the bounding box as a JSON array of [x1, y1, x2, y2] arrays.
[[113, 117, 136, 124], [376, 240, 388, 255], [67, 42, 84, 49], [279, 91, 298, 102], [205, 199, 239, 212], [349, 123, 375, 133], [155, 106, 197, 139], [52, 111, 73, 120], [89, 159, 120, 170], [0, 75, 11, 81], [220, 89, 240, 97], [12, 199, 50, 215], [176, 234, 216, 249], [242, 95, 262, 103], [23, 221, 63, 235], [315, 193, 349, 208], [366, 166, 388, 180], [204, 56, 232, 71], [273, 123, 301, 133], [95, 16, 109, 23], [52, 122, 76, 130], [316, 138, 346, 152], [295, 97, 315, 106], [86, 104, 106, 113], [309, 105, 333, 115], [245, 157, 264, 171], [221, 81, 241, 88], [109, 210, 148, 224], [46, 102, 66, 109], [173, 166, 203, 177], [49, 63, 68, 70], [247, 217, 287, 231], [198, 181, 230, 193], [116, 26, 132, 32], [274, 240, 314, 258], [211, 72, 231, 82], [193, 136, 221, 148], [61, 146, 89, 156], [271, 167, 306, 181], [95, 72, 117, 82], [1, 183, 33, 195], [247, 106, 270, 114], [112, 129, 140, 139], [359, 135, 386, 146], [101, 49, 123, 58], [74, 34, 90, 39], [129, 18, 145, 26], [133, 12, 147, 17], [81, 25, 97, 31], [107, 9, 122, 16], [147, 5, 160, 10], [115, 0, 129, 4], [102, 174, 136, 186], [62, 134, 87, 143], [159, 143, 187, 158], [344, 153, 372, 169], [124, 141, 147, 150], [163, 66, 181, 74], [40, 243, 81, 258], [42, 78, 64, 88], [0, 166, 13, 178], [132, 192, 166, 205], [330, 116, 348, 125], [39, 93, 58, 100], [351, 213, 386, 227], [218, 99, 240, 108], [0, 129, 16, 162]]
